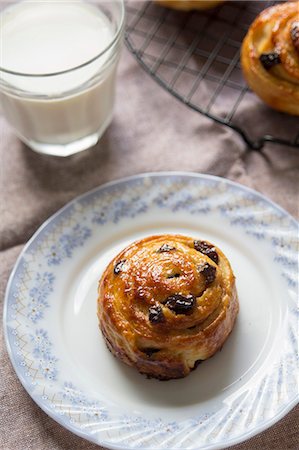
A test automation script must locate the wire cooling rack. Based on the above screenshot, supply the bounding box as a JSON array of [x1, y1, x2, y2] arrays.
[[125, 1, 299, 150]]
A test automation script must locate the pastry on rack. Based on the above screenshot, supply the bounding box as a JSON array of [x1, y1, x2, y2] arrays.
[[98, 234, 239, 380], [155, 1, 225, 11], [241, 1, 299, 116]]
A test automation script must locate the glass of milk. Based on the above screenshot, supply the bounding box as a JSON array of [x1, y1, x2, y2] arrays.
[[0, 0, 124, 156]]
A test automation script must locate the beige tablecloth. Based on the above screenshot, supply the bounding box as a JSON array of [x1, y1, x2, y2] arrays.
[[1, 44, 298, 450]]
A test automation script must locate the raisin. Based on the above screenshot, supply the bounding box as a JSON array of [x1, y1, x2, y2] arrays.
[[149, 305, 165, 324], [194, 240, 219, 264], [157, 244, 176, 253], [165, 294, 196, 315], [198, 263, 216, 286], [114, 259, 126, 275], [141, 348, 160, 357], [291, 22, 299, 52], [259, 52, 281, 70]]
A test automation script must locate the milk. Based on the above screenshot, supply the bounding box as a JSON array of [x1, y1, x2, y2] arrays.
[[0, 0, 124, 155]]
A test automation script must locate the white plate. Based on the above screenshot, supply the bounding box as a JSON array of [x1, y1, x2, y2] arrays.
[[4, 172, 298, 450]]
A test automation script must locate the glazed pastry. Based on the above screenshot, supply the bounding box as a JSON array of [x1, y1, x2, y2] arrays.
[[241, 1, 299, 116], [98, 234, 238, 380], [155, 1, 225, 11]]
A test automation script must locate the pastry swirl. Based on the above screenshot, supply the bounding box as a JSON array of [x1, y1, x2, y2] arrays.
[[241, 1, 299, 115], [155, 1, 225, 11], [98, 235, 238, 380]]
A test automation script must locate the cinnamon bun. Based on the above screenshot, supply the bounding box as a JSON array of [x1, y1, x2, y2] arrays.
[[98, 235, 238, 380], [241, 1, 299, 116], [155, 1, 225, 11]]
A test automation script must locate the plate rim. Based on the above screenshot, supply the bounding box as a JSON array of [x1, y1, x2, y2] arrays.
[[3, 171, 299, 450]]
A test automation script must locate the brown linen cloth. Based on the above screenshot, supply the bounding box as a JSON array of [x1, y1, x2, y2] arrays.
[[1, 46, 299, 449]]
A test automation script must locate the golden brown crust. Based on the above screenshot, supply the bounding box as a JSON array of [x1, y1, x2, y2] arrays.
[[98, 234, 239, 380], [241, 1, 299, 116], [155, 0, 225, 11]]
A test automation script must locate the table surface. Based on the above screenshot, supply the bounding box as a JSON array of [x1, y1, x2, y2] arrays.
[[1, 45, 298, 450]]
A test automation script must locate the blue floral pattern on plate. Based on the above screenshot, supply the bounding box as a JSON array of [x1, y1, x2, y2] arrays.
[[27, 272, 55, 322], [3, 173, 298, 450]]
